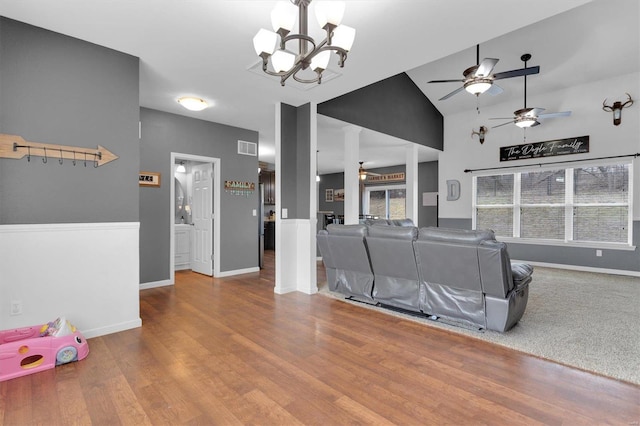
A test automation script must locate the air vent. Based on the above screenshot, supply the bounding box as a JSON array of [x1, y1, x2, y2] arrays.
[[238, 140, 257, 156]]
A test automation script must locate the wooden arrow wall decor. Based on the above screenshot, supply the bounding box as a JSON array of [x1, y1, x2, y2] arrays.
[[0, 133, 118, 167]]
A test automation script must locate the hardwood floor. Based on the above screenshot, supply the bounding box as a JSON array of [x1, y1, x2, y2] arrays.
[[2, 250, 638, 425]]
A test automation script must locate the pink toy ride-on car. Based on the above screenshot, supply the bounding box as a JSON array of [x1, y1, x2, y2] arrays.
[[0, 317, 89, 382]]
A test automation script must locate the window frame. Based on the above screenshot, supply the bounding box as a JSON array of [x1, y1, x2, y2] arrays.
[[363, 184, 406, 220], [472, 160, 634, 250]]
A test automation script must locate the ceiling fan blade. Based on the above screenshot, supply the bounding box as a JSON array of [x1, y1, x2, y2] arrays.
[[428, 78, 465, 83], [489, 117, 515, 120], [492, 120, 516, 129], [475, 58, 499, 77], [493, 65, 540, 80], [439, 86, 465, 101], [530, 120, 541, 127], [538, 111, 572, 119], [486, 84, 503, 96]]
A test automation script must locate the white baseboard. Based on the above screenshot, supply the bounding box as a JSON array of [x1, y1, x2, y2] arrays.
[[217, 266, 260, 278], [513, 260, 640, 277], [82, 318, 142, 339], [140, 279, 173, 290]]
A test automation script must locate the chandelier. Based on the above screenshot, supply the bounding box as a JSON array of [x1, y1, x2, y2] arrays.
[[252, 0, 356, 86]]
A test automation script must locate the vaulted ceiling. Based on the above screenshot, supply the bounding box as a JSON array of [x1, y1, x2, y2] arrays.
[[1, 0, 636, 173]]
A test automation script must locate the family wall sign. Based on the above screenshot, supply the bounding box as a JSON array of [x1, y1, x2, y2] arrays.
[[500, 136, 589, 162]]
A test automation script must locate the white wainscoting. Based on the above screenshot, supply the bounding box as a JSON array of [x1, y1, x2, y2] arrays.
[[0, 223, 142, 338], [276, 219, 317, 295]]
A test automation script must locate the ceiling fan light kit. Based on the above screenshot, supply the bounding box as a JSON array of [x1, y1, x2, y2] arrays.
[[491, 54, 571, 130], [464, 79, 492, 95], [253, 0, 355, 86], [428, 44, 540, 101]]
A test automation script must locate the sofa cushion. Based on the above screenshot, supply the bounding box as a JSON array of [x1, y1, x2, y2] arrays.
[[418, 227, 495, 245], [327, 224, 368, 237], [368, 225, 417, 240]]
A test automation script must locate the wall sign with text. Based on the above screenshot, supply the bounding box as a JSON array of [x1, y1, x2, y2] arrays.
[[139, 171, 161, 187], [500, 136, 589, 162]]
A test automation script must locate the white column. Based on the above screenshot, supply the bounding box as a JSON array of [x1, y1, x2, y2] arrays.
[[343, 126, 361, 225], [406, 144, 419, 225]]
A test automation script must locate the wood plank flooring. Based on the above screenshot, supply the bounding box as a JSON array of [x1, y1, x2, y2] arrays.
[[1, 250, 638, 425]]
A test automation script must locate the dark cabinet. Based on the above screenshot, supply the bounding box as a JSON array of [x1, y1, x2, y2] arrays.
[[264, 221, 275, 250], [260, 170, 276, 204]]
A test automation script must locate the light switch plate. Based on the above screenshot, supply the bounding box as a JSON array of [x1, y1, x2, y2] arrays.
[[282, 208, 288, 219]]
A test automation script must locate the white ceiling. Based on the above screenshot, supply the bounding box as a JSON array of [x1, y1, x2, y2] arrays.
[[1, 0, 636, 174]]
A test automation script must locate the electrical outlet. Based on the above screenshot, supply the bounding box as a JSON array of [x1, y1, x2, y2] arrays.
[[596, 249, 603, 257], [10, 300, 22, 316]]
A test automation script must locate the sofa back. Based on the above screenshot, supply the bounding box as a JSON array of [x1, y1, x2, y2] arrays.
[[414, 227, 496, 327], [324, 224, 374, 301], [366, 225, 420, 311]]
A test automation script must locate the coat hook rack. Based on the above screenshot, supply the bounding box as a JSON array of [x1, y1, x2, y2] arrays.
[[0, 133, 118, 167]]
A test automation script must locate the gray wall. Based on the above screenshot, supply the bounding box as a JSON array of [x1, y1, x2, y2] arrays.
[[438, 218, 640, 272], [280, 103, 311, 220], [139, 108, 259, 283], [0, 17, 140, 224], [318, 73, 443, 150]]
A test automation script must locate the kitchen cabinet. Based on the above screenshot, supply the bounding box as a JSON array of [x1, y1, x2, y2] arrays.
[[260, 170, 276, 204], [264, 221, 275, 250]]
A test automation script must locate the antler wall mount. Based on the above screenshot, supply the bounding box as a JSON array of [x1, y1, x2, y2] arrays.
[[471, 126, 488, 144], [602, 93, 634, 126]]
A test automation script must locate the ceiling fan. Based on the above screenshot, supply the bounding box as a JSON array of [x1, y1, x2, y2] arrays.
[[491, 54, 571, 129], [428, 44, 541, 101], [358, 161, 380, 181]]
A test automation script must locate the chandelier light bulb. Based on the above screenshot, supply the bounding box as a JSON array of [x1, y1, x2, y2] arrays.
[[271, 1, 297, 33], [311, 50, 331, 72], [253, 29, 278, 57], [177, 97, 208, 111], [315, 1, 345, 29], [271, 50, 296, 73], [331, 25, 356, 51]]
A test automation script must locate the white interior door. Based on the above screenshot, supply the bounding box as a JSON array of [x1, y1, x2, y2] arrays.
[[191, 163, 213, 276]]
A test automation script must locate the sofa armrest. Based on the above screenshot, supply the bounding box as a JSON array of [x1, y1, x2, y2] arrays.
[[511, 263, 534, 287]]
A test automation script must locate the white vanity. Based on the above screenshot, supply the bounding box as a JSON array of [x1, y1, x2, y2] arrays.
[[175, 224, 192, 270]]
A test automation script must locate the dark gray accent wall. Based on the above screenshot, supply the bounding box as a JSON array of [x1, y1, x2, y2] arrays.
[[438, 218, 639, 272], [318, 73, 443, 150], [0, 17, 139, 224], [139, 108, 259, 283], [280, 103, 311, 220]]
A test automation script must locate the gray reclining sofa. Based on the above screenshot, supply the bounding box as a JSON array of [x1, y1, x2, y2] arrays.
[[317, 222, 533, 332]]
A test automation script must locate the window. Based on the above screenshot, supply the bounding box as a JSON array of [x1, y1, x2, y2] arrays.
[[364, 185, 406, 220], [473, 162, 632, 246]]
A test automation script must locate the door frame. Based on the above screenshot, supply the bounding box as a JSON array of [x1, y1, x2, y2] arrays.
[[170, 152, 221, 282]]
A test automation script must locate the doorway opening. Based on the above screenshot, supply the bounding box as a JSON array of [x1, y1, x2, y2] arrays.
[[170, 152, 221, 282]]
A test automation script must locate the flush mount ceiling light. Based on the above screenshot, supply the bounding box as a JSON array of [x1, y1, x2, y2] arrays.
[[253, 0, 355, 86], [177, 97, 208, 111]]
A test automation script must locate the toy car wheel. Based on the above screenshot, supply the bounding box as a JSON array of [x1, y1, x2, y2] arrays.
[[56, 346, 78, 365]]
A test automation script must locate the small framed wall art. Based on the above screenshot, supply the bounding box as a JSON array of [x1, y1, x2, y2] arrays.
[[139, 171, 161, 187], [325, 188, 334, 202]]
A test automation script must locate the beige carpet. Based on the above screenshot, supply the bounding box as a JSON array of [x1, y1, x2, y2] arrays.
[[318, 267, 640, 385]]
